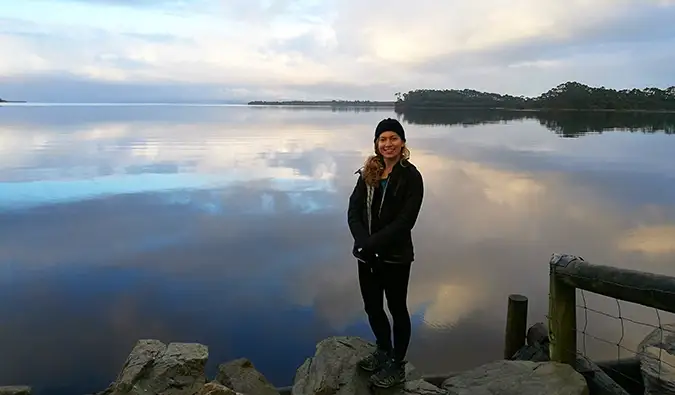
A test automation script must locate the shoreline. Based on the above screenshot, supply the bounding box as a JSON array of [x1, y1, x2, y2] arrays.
[[247, 101, 395, 107], [249, 81, 675, 113], [1, 292, 648, 395], [244, 102, 675, 113], [393, 106, 675, 114]]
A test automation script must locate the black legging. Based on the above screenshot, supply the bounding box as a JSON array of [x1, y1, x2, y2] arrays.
[[358, 259, 412, 362]]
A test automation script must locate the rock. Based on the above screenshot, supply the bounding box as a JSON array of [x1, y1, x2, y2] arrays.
[[103, 339, 209, 395], [215, 358, 279, 395], [526, 322, 549, 347], [115, 339, 167, 393], [371, 380, 447, 395], [441, 360, 588, 395], [93, 384, 115, 395], [0, 386, 31, 395], [510, 323, 550, 362], [291, 336, 444, 395], [637, 323, 675, 395], [511, 344, 550, 362], [196, 382, 243, 395]]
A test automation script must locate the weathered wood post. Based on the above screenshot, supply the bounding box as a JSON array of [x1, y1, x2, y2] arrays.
[[504, 294, 528, 359], [548, 253, 578, 366]]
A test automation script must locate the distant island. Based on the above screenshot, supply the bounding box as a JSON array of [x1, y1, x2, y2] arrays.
[[394, 81, 675, 112], [248, 82, 675, 112], [247, 100, 394, 107], [0, 97, 26, 103]]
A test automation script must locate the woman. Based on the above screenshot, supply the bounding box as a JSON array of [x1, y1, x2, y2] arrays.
[[347, 117, 424, 388]]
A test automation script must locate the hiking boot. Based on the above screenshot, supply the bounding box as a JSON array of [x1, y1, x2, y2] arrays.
[[357, 349, 390, 372], [369, 358, 406, 388]]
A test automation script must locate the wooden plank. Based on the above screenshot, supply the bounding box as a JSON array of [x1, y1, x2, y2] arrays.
[[549, 256, 577, 366], [596, 358, 644, 395], [504, 294, 529, 359], [550, 253, 675, 314], [576, 356, 630, 395]]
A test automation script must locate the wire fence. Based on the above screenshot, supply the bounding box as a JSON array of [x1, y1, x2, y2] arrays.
[[577, 291, 675, 393], [546, 253, 675, 395]]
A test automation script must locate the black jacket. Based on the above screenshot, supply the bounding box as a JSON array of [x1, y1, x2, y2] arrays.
[[347, 160, 424, 264]]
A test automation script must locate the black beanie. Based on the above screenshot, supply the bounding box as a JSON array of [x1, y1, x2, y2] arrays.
[[374, 118, 406, 142]]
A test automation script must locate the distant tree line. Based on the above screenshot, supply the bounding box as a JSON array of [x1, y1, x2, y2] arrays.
[[248, 100, 395, 107], [394, 82, 675, 111], [398, 108, 675, 138], [0, 97, 26, 103]]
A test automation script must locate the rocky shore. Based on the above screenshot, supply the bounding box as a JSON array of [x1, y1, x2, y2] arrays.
[[1, 335, 590, 395]]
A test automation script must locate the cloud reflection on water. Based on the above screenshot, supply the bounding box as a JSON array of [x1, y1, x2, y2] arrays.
[[1, 106, 675, 393]]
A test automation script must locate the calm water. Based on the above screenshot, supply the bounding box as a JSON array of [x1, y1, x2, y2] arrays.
[[1, 105, 675, 394]]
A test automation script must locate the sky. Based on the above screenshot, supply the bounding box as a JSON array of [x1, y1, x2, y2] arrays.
[[1, 0, 675, 102]]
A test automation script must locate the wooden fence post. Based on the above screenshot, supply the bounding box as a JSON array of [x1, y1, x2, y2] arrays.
[[548, 254, 577, 365], [504, 294, 528, 359]]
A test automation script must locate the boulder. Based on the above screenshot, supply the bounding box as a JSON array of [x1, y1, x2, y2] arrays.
[[637, 323, 675, 395], [196, 382, 243, 395], [441, 360, 588, 395], [0, 386, 31, 395], [214, 358, 280, 395], [511, 344, 550, 362], [99, 339, 209, 395], [291, 336, 445, 395], [114, 339, 167, 393], [511, 323, 550, 363]]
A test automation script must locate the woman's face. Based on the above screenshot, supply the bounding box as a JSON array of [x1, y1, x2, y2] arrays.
[[376, 131, 404, 160]]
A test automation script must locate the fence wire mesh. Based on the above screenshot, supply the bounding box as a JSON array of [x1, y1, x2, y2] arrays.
[[577, 290, 674, 393], [546, 256, 675, 395]]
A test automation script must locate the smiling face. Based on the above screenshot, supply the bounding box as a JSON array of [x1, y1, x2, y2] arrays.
[[376, 131, 405, 161]]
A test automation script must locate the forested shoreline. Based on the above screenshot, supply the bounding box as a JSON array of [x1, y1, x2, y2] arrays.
[[394, 82, 675, 112]]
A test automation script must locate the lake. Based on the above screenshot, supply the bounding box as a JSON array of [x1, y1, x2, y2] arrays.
[[1, 105, 675, 394]]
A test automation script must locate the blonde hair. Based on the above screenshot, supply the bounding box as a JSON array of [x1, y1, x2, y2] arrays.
[[362, 143, 411, 187]]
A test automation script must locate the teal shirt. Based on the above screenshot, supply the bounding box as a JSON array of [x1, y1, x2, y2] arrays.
[[379, 176, 390, 190]]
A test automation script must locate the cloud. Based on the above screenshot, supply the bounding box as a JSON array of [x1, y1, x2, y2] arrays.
[[421, 284, 490, 329], [57, 0, 187, 6], [1, 0, 674, 101], [617, 225, 675, 256]]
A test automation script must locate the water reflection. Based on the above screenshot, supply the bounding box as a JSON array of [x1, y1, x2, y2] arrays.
[[398, 108, 675, 137], [1, 105, 675, 394]]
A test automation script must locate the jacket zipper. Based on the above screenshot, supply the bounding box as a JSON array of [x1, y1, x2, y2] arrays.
[[366, 175, 390, 235], [379, 176, 390, 218], [363, 173, 392, 269]]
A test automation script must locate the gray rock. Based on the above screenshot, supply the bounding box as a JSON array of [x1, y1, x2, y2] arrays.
[[215, 358, 279, 395], [291, 336, 444, 395], [196, 382, 243, 395], [511, 344, 550, 362], [115, 339, 167, 393], [637, 323, 675, 395], [0, 386, 31, 395], [92, 383, 115, 395], [140, 342, 209, 395], [510, 323, 550, 362], [371, 380, 446, 395], [441, 360, 588, 395], [102, 339, 208, 395], [526, 322, 549, 347]]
